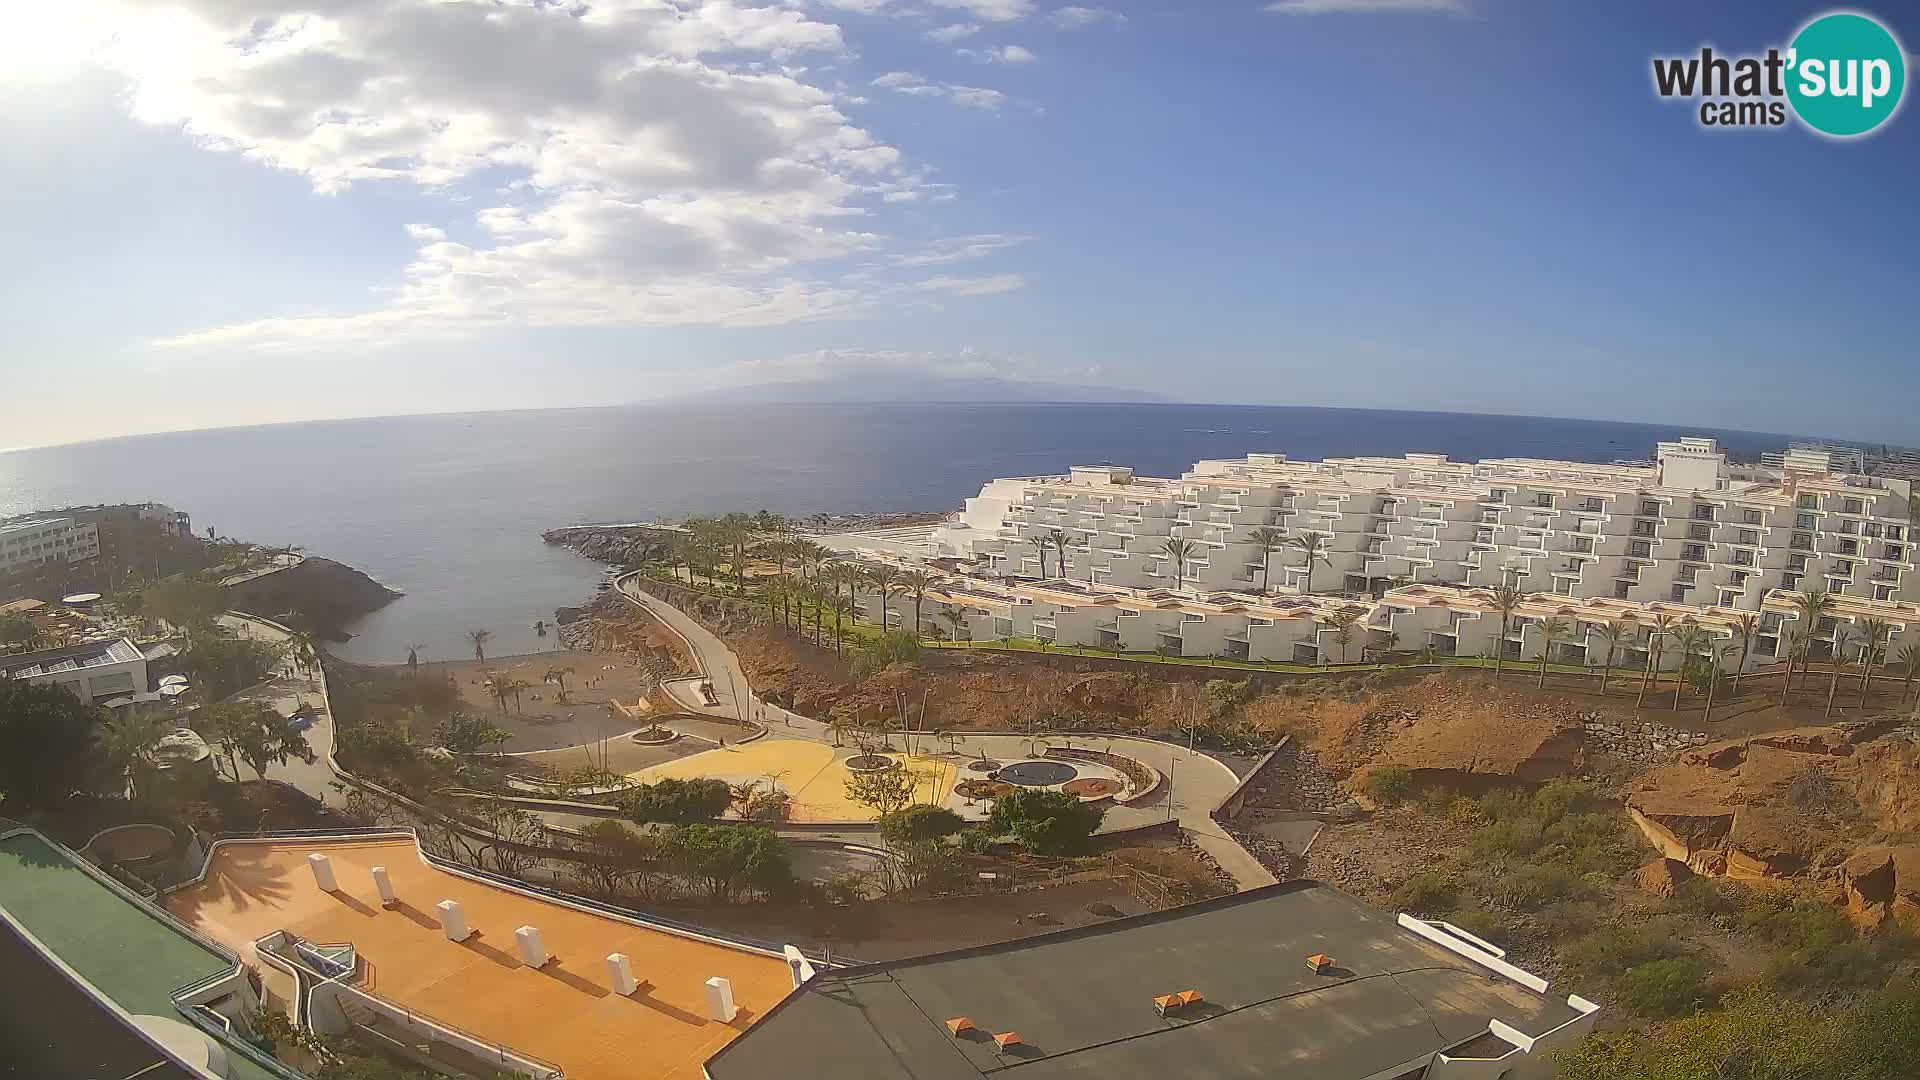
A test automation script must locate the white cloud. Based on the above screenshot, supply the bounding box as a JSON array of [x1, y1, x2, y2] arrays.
[[1264, 0, 1469, 14], [1048, 6, 1126, 29], [926, 22, 982, 43], [928, 0, 1034, 23], [958, 44, 1036, 63], [871, 71, 1006, 108], [916, 273, 1026, 295], [726, 346, 1046, 383], [64, 0, 1027, 351], [895, 233, 1028, 265]]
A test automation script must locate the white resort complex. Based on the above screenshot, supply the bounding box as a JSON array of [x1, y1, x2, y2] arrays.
[[834, 437, 1920, 672]]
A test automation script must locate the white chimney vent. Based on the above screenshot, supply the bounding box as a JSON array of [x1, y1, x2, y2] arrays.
[[371, 866, 397, 906], [783, 945, 816, 989], [514, 925, 548, 968], [436, 900, 471, 942], [705, 976, 738, 1022], [606, 953, 637, 996], [307, 853, 338, 892]]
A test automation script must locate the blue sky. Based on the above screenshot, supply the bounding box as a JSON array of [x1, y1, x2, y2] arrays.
[[4, 1, 1916, 450]]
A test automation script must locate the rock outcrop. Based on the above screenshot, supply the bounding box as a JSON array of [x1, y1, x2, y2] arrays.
[[224, 557, 400, 640], [1630, 857, 1696, 898], [1840, 846, 1920, 928]]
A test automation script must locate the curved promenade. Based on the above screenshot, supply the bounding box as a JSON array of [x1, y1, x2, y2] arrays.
[[613, 574, 1278, 890]]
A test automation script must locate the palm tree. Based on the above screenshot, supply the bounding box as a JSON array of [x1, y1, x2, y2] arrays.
[[543, 665, 575, 704], [939, 608, 968, 642], [1894, 642, 1920, 705], [287, 630, 318, 676], [1288, 532, 1331, 594], [1160, 537, 1198, 594], [1826, 622, 1855, 718], [405, 642, 427, 674], [1637, 613, 1675, 708], [1536, 617, 1570, 687], [830, 595, 856, 657], [483, 672, 513, 716], [1669, 624, 1710, 710], [866, 565, 900, 630], [97, 712, 170, 798], [467, 628, 493, 666], [1045, 528, 1071, 580], [1595, 618, 1635, 694], [1791, 588, 1835, 664], [1026, 536, 1051, 579], [1325, 607, 1362, 664], [505, 677, 532, 715], [1855, 617, 1892, 708], [1490, 583, 1527, 680], [1727, 611, 1761, 694], [1701, 643, 1729, 724], [1247, 526, 1288, 593], [1779, 626, 1810, 707], [901, 570, 936, 641]]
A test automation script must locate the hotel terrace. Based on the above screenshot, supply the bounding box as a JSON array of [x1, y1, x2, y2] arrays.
[[830, 437, 1920, 670]]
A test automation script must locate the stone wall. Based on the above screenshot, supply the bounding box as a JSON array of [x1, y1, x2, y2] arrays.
[[1580, 714, 1710, 768]]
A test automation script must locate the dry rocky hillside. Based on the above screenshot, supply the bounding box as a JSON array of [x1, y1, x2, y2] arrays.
[[1627, 721, 1920, 926]]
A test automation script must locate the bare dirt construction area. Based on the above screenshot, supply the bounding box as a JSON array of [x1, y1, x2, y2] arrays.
[[420, 650, 650, 751]]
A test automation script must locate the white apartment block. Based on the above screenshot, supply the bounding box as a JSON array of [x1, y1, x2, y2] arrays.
[[0, 516, 100, 574], [0, 638, 148, 702], [832, 437, 1920, 672]]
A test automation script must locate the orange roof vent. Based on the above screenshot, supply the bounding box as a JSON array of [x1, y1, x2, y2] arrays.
[[945, 1017, 975, 1037], [1153, 989, 1205, 1016], [993, 1031, 1024, 1050], [1306, 953, 1335, 974]]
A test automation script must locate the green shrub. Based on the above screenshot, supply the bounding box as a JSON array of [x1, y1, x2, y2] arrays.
[[1492, 863, 1580, 911], [987, 789, 1105, 855], [1672, 877, 1735, 919], [1560, 920, 1682, 983], [1470, 816, 1545, 858], [1441, 908, 1507, 945], [615, 777, 734, 824], [1614, 956, 1713, 1018], [877, 805, 965, 846], [1362, 765, 1413, 804], [851, 631, 921, 677], [1390, 871, 1456, 914]]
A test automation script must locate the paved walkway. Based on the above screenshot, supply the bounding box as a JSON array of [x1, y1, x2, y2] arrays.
[[615, 577, 1277, 890], [216, 612, 346, 808]]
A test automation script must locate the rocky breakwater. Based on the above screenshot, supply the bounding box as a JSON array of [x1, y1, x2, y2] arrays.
[[1626, 721, 1920, 924], [543, 524, 683, 564], [224, 557, 400, 640]]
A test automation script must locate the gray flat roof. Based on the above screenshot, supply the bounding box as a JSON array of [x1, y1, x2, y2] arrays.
[[707, 882, 1578, 1080], [0, 637, 143, 678]]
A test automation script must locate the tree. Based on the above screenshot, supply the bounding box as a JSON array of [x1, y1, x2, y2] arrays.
[[0, 612, 37, 647], [988, 789, 1104, 855], [877, 804, 964, 846], [831, 595, 856, 657], [865, 564, 900, 629], [1026, 535, 1051, 579], [1288, 531, 1331, 594], [405, 642, 426, 674], [1779, 625, 1809, 707], [663, 824, 791, 902], [901, 570, 936, 641], [616, 777, 734, 824], [568, 819, 665, 897], [1491, 583, 1527, 680], [1159, 536, 1197, 593], [1826, 621, 1855, 718], [1536, 617, 1570, 687], [1669, 624, 1709, 709], [845, 764, 921, 817], [0, 681, 104, 811], [482, 672, 514, 717], [431, 712, 510, 755], [1325, 607, 1362, 664], [96, 711, 172, 798], [1699, 643, 1728, 725], [1894, 642, 1920, 705], [141, 577, 226, 630], [542, 665, 576, 704], [182, 632, 287, 701], [198, 701, 315, 781], [1045, 528, 1071, 580], [938, 607, 969, 642], [1855, 617, 1892, 707], [1637, 613, 1674, 708], [466, 628, 493, 665], [287, 631, 318, 676], [1727, 611, 1761, 693], [852, 630, 920, 678], [1595, 618, 1636, 695], [1247, 526, 1288, 593]]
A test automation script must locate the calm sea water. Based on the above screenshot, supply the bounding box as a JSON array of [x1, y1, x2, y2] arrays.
[[0, 403, 1791, 663]]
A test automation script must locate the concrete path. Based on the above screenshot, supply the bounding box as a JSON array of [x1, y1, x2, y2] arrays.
[[216, 613, 347, 808], [614, 577, 1277, 890]]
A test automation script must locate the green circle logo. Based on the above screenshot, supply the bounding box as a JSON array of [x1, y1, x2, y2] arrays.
[[1786, 12, 1906, 137]]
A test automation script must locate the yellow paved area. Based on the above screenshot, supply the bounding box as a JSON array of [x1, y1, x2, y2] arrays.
[[166, 837, 791, 1080], [627, 741, 957, 822]]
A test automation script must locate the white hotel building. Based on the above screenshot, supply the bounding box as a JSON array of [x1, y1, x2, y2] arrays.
[[837, 437, 1920, 671], [0, 516, 100, 575]]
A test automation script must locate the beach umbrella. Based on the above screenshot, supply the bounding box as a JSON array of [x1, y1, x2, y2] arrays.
[[159, 675, 190, 687], [158, 684, 192, 697]]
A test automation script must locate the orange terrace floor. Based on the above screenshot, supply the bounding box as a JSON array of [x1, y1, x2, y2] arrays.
[[165, 835, 793, 1080]]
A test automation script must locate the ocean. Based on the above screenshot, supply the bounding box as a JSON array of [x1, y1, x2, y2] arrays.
[[0, 403, 1793, 664]]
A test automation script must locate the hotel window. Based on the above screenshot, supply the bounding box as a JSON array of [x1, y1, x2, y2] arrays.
[[1783, 573, 1801, 589], [1877, 585, 1897, 601], [1791, 532, 1814, 550], [1721, 590, 1741, 606], [1629, 540, 1652, 558], [1487, 490, 1506, 503], [1730, 550, 1754, 566], [1844, 497, 1864, 514], [1632, 521, 1656, 537], [1689, 523, 1711, 540], [1864, 522, 1883, 538], [1798, 494, 1819, 509], [1841, 519, 1859, 535], [1732, 570, 1750, 585], [1887, 544, 1905, 560], [1572, 537, 1593, 553], [1682, 543, 1706, 560], [1790, 554, 1808, 572], [1833, 560, 1853, 576], [1735, 529, 1759, 545], [1640, 500, 1661, 516], [1535, 493, 1554, 508], [1615, 582, 1632, 599], [1670, 585, 1689, 602], [1742, 509, 1764, 525], [1839, 539, 1858, 555], [1795, 513, 1817, 530], [1582, 497, 1604, 512], [1890, 526, 1904, 541], [1691, 504, 1716, 521]]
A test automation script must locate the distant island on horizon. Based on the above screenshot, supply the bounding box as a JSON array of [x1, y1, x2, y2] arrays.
[[659, 371, 1174, 406]]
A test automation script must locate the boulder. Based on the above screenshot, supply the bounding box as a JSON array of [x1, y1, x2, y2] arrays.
[[1630, 857, 1695, 898]]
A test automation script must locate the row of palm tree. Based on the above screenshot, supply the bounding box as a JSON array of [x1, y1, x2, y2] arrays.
[[1155, 527, 1332, 596]]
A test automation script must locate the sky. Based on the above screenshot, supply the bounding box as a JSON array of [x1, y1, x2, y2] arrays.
[[4, 0, 1917, 450]]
